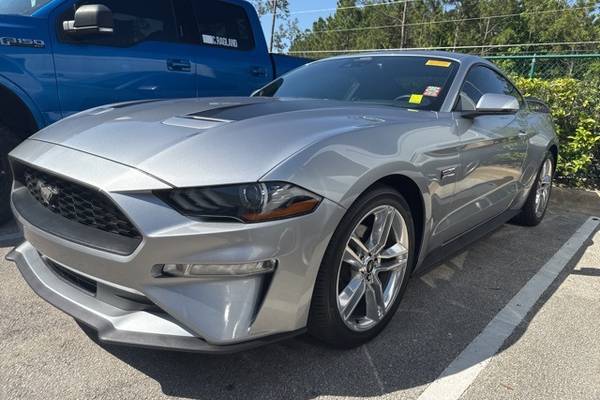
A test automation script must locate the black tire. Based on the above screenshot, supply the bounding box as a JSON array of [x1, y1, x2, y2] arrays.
[[0, 124, 20, 224], [512, 152, 555, 227], [308, 185, 416, 348]]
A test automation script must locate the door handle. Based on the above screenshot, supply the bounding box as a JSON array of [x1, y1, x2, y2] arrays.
[[518, 130, 529, 137], [250, 66, 267, 77], [167, 59, 191, 72]]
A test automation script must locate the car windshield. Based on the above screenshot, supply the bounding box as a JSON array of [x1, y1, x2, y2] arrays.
[[0, 0, 52, 15], [254, 56, 459, 111]]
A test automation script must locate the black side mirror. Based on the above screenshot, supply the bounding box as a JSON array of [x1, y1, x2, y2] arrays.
[[63, 4, 114, 36]]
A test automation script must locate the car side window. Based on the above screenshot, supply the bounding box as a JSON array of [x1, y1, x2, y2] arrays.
[[455, 65, 525, 111], [189, 0, 255, 51], [58, 0, 177, 47]]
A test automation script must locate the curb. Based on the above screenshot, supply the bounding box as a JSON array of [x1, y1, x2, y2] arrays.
[[550, 187, 600, 215]]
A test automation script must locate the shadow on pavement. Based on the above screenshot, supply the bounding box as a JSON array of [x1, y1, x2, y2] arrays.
[[82, 211, 593, 399], [0, 218, 22, 248]]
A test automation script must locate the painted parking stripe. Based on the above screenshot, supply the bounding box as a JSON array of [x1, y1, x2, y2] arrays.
[[417, 216, 600, 400]]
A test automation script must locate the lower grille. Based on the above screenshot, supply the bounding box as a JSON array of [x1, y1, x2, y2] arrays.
[[46, 258, 97, 296]]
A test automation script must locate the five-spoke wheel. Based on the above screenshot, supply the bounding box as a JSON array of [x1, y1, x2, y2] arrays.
[[308, 186, 414, 347], [337, 205, 409, 331]]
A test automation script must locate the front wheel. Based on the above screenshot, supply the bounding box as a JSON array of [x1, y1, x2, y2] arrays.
[[512, 153, 554, 226], [308, 186, 415, 348]]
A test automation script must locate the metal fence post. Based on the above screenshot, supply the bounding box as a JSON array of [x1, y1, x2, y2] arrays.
[[528, 54, 537, 78]]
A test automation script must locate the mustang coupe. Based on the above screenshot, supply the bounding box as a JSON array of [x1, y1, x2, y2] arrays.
[[7, 51, 557, 352]]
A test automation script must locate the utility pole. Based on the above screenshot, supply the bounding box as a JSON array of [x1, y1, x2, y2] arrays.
[[269, 0, 278, 53], [400, 0, 407, 49]]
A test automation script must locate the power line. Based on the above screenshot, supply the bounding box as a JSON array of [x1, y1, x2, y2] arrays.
[[288, 40, 600, 54], [305, 5, 594, 35]]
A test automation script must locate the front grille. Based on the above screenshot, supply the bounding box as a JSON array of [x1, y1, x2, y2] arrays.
[[46, 258, 97, 296], [20, 166, 141, 239]]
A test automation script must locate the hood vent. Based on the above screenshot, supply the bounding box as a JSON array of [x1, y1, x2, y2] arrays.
[[186, 99, 342, 122]]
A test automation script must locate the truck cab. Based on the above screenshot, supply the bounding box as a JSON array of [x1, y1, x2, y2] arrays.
[[0, 0, 308, 222]]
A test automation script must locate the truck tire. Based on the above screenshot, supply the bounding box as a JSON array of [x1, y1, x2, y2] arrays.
[[0, 124, 20, 224]]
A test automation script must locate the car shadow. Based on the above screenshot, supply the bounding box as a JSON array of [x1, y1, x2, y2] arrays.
[[0, 217, 22, 248], [85, 210, 594, 399]]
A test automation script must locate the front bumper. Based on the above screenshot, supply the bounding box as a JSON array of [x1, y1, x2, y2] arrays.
[[8, 139, 347, 351], [7, 244, 304, 353]]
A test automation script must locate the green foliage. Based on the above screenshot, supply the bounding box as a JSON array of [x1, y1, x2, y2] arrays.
[[289, 0, 600, 57], [250, 0, 299, 52], [514, 77, 600, 187]]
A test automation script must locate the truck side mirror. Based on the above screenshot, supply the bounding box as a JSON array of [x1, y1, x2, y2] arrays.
[[63, 4, 114, 36]]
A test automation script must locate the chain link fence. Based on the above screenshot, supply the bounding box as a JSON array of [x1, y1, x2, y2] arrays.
[[485, 53, 600, 79]]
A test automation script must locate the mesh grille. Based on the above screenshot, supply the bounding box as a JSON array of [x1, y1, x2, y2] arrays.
[[21, 166, 141, 239]]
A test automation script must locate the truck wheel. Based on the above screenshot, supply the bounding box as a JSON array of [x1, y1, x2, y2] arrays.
[[0, 124, 20, 224]]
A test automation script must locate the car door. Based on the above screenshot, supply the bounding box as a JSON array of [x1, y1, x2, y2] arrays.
[[178, 0, 274, 96], [449, 65, 528, 236], [50, 0, 197, 116]]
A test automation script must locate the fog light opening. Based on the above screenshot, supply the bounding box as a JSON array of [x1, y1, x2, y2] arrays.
[[160, 260, 277, 277]]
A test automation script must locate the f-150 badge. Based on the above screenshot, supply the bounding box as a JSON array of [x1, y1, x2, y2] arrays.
[[0, 37, 45, 48]]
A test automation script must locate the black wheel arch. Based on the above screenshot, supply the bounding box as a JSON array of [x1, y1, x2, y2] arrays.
[[0, 83, 40, 140]]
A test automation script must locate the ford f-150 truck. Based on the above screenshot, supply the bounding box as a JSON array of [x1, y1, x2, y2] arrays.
[[0, 0, 308, 222]]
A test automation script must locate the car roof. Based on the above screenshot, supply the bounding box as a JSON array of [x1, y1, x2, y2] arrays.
[[320, 50, 495, 68]]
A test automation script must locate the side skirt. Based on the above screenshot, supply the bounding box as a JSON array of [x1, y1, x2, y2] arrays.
[[415, 208, 520, 276]]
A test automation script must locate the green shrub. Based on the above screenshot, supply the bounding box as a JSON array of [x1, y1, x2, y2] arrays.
[[514, 77, 600, 188]]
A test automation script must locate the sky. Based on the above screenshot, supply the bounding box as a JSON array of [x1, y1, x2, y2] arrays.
[[257, 0, 338, 49]]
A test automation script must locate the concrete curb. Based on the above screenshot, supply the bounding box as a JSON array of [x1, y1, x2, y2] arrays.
[[550, 187, 600, 215]]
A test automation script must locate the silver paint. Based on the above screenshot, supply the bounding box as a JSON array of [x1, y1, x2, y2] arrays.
[[9, 51, 558, 350]]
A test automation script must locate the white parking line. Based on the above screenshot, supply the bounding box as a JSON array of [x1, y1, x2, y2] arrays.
[[417, 216, 600, 400]]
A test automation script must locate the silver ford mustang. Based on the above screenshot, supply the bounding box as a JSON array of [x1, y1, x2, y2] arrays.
[[7, 51, 557, 352]]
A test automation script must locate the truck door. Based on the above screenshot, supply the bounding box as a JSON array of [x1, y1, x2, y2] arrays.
[[49, 0, 197, 116], [178, 0, 274, 97]]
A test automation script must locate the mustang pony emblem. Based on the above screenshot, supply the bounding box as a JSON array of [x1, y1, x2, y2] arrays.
[[37, 181, 59, 205]]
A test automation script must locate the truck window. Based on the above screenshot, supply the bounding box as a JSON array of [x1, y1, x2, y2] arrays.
[[58, 0, 177, 47], [0, 0, 52, 15], [190, 0, 255, 51]]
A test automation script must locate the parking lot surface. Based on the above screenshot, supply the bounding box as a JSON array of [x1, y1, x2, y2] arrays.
[[1, 204, 598, 400]]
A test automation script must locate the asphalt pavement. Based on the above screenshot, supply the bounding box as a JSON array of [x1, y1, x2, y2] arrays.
[[0, 203, 598, 400]]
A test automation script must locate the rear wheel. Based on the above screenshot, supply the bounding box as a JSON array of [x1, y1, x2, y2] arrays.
[[512, 153, 554, 226], [308, 186, 415, 348], [0, 124, 20, 224]]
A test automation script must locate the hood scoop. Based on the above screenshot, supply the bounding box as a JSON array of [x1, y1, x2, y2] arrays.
[[186, 99, 346, 122], [162, 115, 231, 130]]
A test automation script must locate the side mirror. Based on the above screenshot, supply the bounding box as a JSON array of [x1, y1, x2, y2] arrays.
[[462, 94, 519, 118], [63, 4, 114, 36]]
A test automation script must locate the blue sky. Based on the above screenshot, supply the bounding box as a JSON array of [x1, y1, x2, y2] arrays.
[[257, 0, 338, 48]]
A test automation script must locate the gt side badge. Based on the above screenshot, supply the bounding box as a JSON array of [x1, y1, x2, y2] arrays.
[[441, 167, 457, 180]]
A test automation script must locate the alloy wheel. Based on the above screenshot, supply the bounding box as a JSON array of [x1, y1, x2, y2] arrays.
[[336, 205, 409, 332], [534, 158, 553, 218]]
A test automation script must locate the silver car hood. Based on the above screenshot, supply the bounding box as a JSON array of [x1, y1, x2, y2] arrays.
[[31, 97, 437, 188]]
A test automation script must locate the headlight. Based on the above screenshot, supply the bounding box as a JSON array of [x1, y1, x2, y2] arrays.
[[155, 182, 322, 223]]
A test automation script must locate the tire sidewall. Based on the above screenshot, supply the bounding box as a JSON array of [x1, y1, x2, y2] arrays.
[[316, 186, 416, 344], [531, 153, 555, 223]]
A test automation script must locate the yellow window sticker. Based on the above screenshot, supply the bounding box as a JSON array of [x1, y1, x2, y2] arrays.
[[426, 59, 451, 67], [409, 94, 423, 104]]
